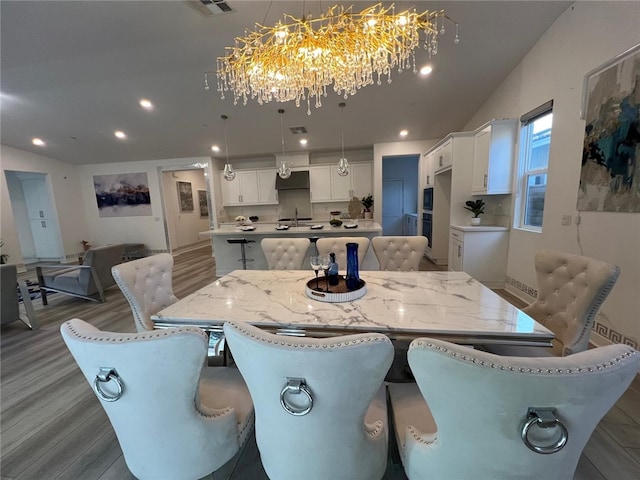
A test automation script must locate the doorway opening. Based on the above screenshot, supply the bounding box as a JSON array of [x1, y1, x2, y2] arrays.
[[157, 165, 213, 254], [381, 155, 420, 235]]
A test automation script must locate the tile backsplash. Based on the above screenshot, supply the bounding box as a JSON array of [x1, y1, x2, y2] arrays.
[[219, 190, 355, 223]]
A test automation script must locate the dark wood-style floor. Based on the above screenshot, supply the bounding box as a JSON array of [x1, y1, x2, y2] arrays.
[[2, 246, 639, 479]]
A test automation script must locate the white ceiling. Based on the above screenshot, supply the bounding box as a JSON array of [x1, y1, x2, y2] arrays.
[[0, 1, 571, 165]]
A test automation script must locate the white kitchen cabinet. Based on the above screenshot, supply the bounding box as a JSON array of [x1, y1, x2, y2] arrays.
[[448, 226, 509, 288], [309, 166, 332, 202], [405, 214, 418, 236], [257, 169, 278, 204], [422, 132, 475, 265], [449, 233, 464, 272], [434, 138, 453, 174], [350, 162, 373, 199], [472, 119, 518, 195], [422, 151, 435, 186], [220, 172, 241, 206], [310, 162, 372, 203], [220, 169, 277, 206], [330, 167, 352, 200]]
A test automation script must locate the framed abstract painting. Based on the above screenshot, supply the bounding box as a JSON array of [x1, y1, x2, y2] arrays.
[[578, 43, 640, 212], [93, 172, 151, 217], [198, 190, 208, 217], [177, 181, 194, 212]]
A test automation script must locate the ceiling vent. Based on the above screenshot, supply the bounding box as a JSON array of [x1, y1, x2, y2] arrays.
[[185, 0, 233, 17], [289, 126, 307, 134]]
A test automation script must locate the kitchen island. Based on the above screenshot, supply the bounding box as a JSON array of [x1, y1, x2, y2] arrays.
[[202, 221, 382, 276]]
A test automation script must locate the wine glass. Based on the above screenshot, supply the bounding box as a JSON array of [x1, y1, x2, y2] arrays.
[[319, 255, 331, 292], [310, 255, 321, 291]]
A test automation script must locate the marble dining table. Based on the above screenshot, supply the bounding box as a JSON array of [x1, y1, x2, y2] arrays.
[[152, 269, 554, 347]]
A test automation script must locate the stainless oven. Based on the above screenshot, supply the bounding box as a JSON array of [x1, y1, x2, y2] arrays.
[[422, 213, 432, 247], [423, 187, 433, 211]]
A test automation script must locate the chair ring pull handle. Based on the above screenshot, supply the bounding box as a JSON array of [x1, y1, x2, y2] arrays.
[[521, 407, 568, 454], [93, 367, 124, 402], [280, 378, 313, 416]]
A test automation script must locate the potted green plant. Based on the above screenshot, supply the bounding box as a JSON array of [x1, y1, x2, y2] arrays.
[[361, 194, 374, 219], [464, 199, 485, 225]]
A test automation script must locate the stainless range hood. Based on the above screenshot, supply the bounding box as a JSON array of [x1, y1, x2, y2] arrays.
[[275, 170, 310, 190]]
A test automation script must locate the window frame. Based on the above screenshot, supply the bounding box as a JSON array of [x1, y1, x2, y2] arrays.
[[515, 101, 553, 232]]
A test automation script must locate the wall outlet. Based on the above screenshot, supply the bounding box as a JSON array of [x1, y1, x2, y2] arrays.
[[561, 214, 572, 226]]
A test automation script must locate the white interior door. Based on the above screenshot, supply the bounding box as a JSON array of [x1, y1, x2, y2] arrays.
[[382, 179, 404, 235]]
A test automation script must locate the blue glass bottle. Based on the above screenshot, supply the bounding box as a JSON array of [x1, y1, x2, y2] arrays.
[[345, 242, 360, 290], [328, 252, 339, 286]]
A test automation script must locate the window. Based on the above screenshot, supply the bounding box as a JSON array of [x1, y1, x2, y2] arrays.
[[517, 101, 553, 230]]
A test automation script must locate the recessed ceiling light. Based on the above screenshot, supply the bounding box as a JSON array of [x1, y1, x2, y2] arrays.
[[211, 145, 220, 152], [400, 130, 409, 137], [299, 138, 308, 146], [32, 137, 45, 146], [114, 130, 127, 139], [139, 99, 153, 109], [419, 65, 433, 75]]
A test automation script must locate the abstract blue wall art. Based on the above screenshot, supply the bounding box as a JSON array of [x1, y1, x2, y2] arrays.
[[93, 172, 152, 217], [578, 44, 640, 212]]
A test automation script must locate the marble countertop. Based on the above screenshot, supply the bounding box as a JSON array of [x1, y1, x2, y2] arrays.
[[450, 225, 510, 232], [203, 221, 382, 236], [153, 270, 553, 346]]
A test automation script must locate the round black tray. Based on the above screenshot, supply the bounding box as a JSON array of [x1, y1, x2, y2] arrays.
[[305, 276, 366, 303]]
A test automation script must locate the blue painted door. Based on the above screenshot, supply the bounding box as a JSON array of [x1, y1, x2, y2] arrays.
[[382, 179, 404, 235]]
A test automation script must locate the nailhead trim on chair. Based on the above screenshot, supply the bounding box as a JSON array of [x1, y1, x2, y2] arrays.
[[570, 265, 620, 354], [197, 406, 234, 419], [367, 420, 384, 438], [227, 323, 389, 348], [410, 340, 637, 374], [112, 254, 177, 332], [64, 320, 208, 342], [64, 320, 238, 420], [530, 251, 621, 356], [228, 322, 387, 443], [408, 426, 437, 445]]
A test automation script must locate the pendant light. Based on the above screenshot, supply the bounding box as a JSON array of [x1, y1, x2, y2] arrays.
[[277, 109, 292, 179], [221, 114, 236, 181], [337, 102, 350, 176]]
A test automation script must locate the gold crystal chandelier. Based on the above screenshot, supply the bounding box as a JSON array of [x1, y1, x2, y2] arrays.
[[214, 2, 459, 114]]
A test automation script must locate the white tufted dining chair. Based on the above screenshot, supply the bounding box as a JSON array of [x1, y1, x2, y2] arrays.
[[388, 338, 639, 480], [487, 249, 621, 357], [372, 236, 427, 271], [223, 321, 394, 480], [60, 318, 254, 480], [111, 253, 178, 332], [260, 238, 310, 270], [316, 237, 370, 271]]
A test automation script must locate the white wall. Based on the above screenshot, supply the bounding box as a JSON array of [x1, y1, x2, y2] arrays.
[[1, 146, 216, 263], [1, 145, 89, 266], [463, 1, 640, 347], [78, 157, 213, 253]]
